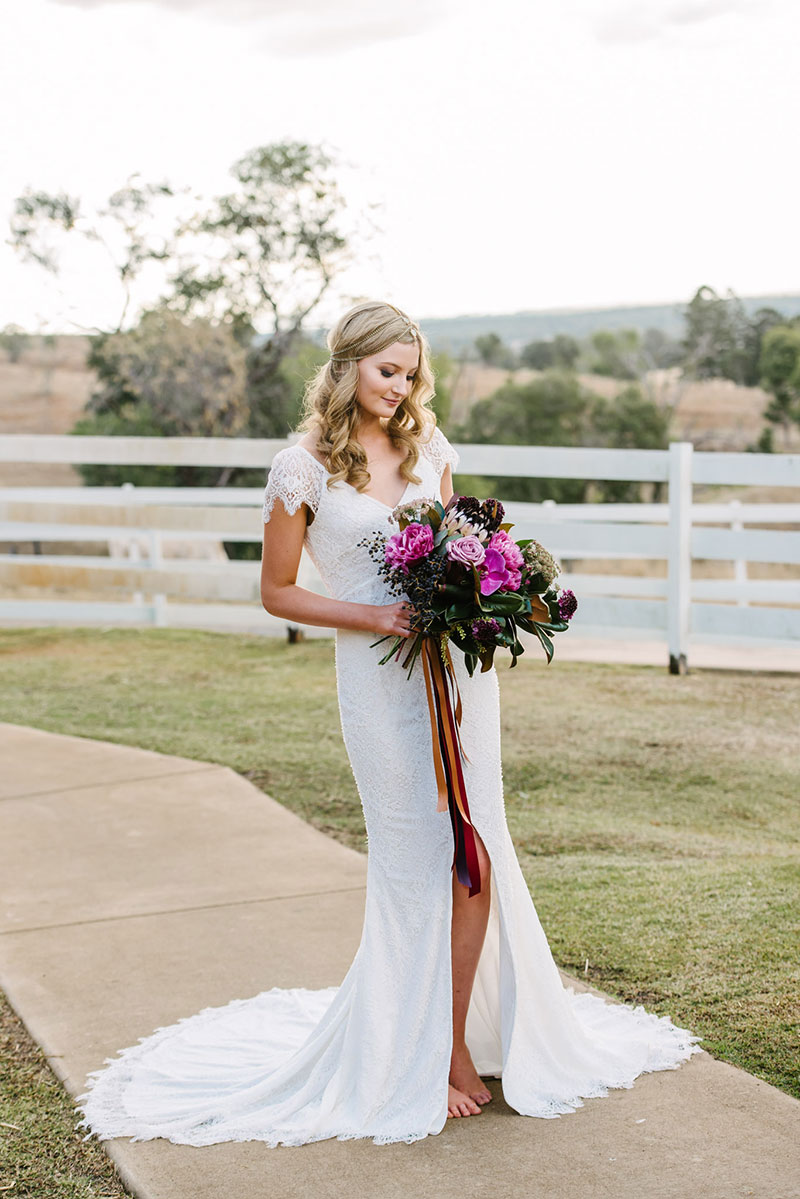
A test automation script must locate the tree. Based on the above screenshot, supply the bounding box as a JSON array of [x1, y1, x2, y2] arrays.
[[519, 334, 580, 371], [587, 386, 670, 500], [74, 309, 248, 487], [8, 177, 180, 333], [641, 327, 684, 370], [163, 142, 349, 337], [454, 371, 592, 503], [741, 307, 787, 387], [552, 333, 581, 370], [161, 141, 352, 443], [519, 339, 554, 370], [453, 371, 668, 503], [246, 333, 328, 440], [10, 141, 357, 464], [758, 323, 800, 447], [474, 332, 516, 369], [0, 324, 31, 362], [430, 351, 454, 430], [589, 328, 641, 379], [681, 285, 753, 383]]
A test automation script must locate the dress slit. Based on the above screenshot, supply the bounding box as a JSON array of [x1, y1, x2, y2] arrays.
[[460, 816, 511, 1083]]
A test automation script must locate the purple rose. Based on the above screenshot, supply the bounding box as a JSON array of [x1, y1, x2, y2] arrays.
[[557, 588, 578, 621], [446, 534, 486, 568], [384, 522, 434, 574]]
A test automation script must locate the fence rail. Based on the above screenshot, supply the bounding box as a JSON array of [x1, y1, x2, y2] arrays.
[[1, 436, 798, 670]]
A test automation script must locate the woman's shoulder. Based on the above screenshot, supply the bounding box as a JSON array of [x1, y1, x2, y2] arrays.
[[417, 422, 459, 474], [262, 440, 326, 523], [271, 438, 327, 473]]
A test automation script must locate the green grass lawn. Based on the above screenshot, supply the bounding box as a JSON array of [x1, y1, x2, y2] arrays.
[[0, 626, 798, 1194]]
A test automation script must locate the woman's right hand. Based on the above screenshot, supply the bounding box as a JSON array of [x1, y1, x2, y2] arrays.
[[369, 601, 418, 638]]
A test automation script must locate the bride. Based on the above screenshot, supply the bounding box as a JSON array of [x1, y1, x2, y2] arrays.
[[77, 300, 701, 1147]]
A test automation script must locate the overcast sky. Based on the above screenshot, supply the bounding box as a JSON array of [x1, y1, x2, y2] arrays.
[[2, 0, 797, 334]]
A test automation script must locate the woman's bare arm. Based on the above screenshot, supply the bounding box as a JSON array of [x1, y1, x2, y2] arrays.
[[440, 464, 454, 506], [260, 501, 414, 638]]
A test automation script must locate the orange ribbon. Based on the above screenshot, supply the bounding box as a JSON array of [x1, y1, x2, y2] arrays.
[[421, 637, 481, 897]]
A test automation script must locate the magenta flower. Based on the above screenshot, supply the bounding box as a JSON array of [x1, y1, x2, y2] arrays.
[[479, 548, 511, 595], [488, 531, 523, 574], [447, 534, 486, 568], [478, 530, 523, 594], [384, 522, 433, 574]]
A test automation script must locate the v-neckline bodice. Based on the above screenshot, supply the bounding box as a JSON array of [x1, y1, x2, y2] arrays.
[[293, 443, 413, 513]]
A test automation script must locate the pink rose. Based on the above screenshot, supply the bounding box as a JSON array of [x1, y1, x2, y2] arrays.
[[446, 534, 486, 568], [384, 522, 434, 574]]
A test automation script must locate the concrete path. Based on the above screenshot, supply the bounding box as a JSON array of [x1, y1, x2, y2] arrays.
[[1, 722, 798, 1199]]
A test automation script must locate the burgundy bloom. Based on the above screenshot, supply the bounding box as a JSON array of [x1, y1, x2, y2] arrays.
[[471, 617, 501, 642], [557, 588, 578, 621]]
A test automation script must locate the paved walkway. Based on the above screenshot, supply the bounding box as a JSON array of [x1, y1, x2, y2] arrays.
[[1, 722, 798, 1199]]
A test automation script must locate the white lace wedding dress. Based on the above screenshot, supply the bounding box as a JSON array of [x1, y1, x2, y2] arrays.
[[77, 425, 702, 1148]]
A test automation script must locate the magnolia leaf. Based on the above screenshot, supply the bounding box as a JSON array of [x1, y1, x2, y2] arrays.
[[528, 594, 551, 622], [482, 592, 514, 611], [445, 603, 473, 622]]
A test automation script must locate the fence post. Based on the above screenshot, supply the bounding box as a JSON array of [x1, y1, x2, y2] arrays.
[[148, 529, 167, 628], [667, 441, 692, 674], [730, 499, 748, 606], [121, 482, 144, 609]]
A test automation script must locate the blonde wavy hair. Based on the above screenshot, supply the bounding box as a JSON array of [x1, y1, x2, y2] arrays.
[[297, 300, 437, 493]]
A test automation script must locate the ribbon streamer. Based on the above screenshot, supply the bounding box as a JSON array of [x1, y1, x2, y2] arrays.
[[421, 638, 481, 897]]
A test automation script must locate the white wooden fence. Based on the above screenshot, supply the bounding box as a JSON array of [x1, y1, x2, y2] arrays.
[[0, 434, 798, 671]]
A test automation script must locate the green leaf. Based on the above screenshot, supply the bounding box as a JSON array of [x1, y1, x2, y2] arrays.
[[533, 623, 555, 663], [484, 592, 526, 614], [445, 604, 473, 623]]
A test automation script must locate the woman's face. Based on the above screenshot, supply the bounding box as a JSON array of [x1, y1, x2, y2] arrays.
[[355, 340, 420, 423]]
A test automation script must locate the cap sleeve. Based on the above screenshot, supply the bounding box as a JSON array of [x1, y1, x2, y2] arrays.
[[420, 425, 459, 477], [262, 447, 324, 524]]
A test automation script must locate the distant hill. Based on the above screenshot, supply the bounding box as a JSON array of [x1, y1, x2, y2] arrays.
[[413, 293, 800, 354]]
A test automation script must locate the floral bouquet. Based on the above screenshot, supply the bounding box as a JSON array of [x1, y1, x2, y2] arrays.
[[362, 493, 577, 677], [360, 493, 577, 898]]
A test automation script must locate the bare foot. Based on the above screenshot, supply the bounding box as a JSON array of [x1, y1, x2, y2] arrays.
[[450, 1047, 492, 1106], [447, 1084, 482, 1118]]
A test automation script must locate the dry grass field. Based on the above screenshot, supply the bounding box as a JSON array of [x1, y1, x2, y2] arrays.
[[0, 335, 92, 486], [3, 334, 798, 458], [448, 360, 800, 453]]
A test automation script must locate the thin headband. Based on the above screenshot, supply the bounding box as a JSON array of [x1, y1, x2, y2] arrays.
[[330, 306, 418, 362]]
